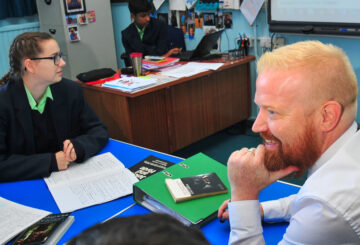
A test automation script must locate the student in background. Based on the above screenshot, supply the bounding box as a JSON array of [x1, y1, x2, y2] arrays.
[[68, 213, 210, 245], [218, 41, 360, 244], [121, 0, 180, 64], [0, 32, 109, 182]]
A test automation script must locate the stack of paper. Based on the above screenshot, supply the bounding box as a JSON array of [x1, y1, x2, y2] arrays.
[[142, 57, 179, 70], [148, 74, 178, 85], [159, 62, 224, 78], [102, 76, 158, 93]]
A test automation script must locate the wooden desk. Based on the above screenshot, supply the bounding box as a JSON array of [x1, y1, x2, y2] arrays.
[[81, 56, 255, 153]]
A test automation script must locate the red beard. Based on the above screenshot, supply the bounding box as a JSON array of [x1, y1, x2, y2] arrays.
[[261, 122, 321, 177]]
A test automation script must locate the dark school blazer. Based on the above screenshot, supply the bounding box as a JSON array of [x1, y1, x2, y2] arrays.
[[0, 78, 109, 182], [121, 18, 168, 60]]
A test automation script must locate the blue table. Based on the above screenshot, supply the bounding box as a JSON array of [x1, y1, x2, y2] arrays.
[[0, 139, 300, 244]]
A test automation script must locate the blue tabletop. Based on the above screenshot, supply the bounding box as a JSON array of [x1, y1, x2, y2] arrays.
[[0, 139, 183, 244], [0, 139, 300, 244], [118, 181, 300, 245]]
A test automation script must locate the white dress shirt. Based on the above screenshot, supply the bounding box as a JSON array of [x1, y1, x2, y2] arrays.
[[229, 122, 360, 244]]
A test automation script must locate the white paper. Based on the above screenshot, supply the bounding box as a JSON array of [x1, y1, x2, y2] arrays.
[[153, 0, 165, 10], [222, 0, 241, 9], [185, 0, 197, 9], [0, 197, 50, 245], [148, 74, 178, 84], [189, 62, 224, 70], [44, 153, 139, 213], [169, 0, 186, 11], [160, 62, 224, 78], [240, 0, 265, 26]]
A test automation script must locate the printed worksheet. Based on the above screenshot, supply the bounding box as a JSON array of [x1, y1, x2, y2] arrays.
[[44, 152, 138, 213]]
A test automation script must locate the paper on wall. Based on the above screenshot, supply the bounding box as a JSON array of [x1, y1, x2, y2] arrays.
[[186, 0, 197, 9], [240, 0, 265, 26], [222, 0, 241, 10], [153, 0, 165, 10], [169, 0, 186, 11]]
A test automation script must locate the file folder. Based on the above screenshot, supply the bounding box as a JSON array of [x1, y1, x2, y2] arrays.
[[133, 153, 230, 227]]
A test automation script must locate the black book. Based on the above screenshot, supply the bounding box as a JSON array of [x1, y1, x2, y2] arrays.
[[13, 213, 74, 245], [129, 155, 175, 180], [165, 172, 228, 203]]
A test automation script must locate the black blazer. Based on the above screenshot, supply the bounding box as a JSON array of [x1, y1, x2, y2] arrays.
[[0, 78, 109, 182], [121, 18, 168, 60]]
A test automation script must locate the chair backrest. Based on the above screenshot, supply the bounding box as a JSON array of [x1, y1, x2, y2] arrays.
[[121, 52, 131, 67], [167, 25, 186, 51]]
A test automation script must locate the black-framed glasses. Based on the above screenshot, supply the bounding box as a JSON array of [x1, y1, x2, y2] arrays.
[[30, 52, 63, 65]]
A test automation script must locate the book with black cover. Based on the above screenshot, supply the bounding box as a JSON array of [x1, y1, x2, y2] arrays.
[[13, 213, 74, 245], [165, 172, 228, 203], [129, 155, 175, 180]]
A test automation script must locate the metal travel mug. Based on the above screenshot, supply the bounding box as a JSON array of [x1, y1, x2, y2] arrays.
[[130, 52, 143, 77]]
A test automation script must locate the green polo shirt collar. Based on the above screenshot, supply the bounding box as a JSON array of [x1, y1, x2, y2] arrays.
[[135, 24, 146, 40], [24, 86, 53, 114]]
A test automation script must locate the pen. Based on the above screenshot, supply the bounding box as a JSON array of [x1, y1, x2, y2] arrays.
[[219, 206, 228, 223]]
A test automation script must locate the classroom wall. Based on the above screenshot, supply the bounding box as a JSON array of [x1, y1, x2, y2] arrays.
[[1, 3, 360, 121], [112, 3, 360, 121]]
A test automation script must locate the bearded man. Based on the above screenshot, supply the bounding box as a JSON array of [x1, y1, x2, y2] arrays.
[[218, 40, 360, 244]]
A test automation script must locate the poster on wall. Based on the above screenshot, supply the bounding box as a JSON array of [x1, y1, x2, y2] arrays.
[[68, 26, 80, 42], [64, 0, 86, 15], [223, 12, 233, 28], [65, 14, 78, 25], [87, 10, 96, 23], [222, 0, 241, 9], [188, 23, 195, 39], [203, 13, 215, 26], [195, 12, 203, 28], [78, 13, 88, 24], [216, 13, 224, 28]]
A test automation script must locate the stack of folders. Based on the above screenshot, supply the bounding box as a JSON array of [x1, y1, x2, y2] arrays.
[[142, 57, 179, 70], [133, 153, 230, 227], [102, 76, 158, 93]]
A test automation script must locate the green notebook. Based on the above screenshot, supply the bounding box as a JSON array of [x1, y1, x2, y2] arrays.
[[133, 153, 230, 227]]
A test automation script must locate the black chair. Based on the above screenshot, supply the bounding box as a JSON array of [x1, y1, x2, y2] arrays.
[[121, 52, 131, 67], [167, 25, 186, 51]]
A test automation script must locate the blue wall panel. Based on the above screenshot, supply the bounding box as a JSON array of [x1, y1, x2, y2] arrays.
[[0, 21, 39, 78]]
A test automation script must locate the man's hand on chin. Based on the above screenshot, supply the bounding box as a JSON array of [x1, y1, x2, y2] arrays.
[[227, 144, 299, 202]]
